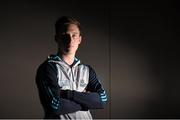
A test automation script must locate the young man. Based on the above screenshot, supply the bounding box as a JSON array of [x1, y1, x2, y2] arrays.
[[36, 16, 107, 119]]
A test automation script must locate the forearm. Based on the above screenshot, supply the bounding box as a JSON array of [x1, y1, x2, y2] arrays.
[[56, 98, 82, 115], [60, 90, 105, 109]]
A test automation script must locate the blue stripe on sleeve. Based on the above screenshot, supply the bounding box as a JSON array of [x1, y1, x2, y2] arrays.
[[42, 80, 60, 110]]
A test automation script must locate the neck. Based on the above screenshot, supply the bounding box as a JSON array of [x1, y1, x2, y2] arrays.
[[58, 51, 75, 65]]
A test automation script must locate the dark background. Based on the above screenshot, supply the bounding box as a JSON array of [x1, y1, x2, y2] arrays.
[[0, 0, 179, 119]]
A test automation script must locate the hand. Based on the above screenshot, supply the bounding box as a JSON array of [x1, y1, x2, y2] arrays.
[[83, 89, 90, 93]]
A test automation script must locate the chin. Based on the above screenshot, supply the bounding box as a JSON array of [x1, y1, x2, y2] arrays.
[[69, 48, 77, 52], [62, 47, 77, 55], [64, 50, 76, 55]]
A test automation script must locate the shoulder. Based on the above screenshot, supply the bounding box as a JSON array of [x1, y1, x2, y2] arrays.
[[36, 59, 57, 75], [36, 59, 59, 84]]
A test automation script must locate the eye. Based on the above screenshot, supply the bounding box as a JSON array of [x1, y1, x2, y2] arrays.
[[72, 34, 79, 38]]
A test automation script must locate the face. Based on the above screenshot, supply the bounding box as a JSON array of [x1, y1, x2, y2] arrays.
[[56, 24, 82, 55]]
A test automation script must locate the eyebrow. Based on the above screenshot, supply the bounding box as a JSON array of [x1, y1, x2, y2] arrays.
[[66, 32, 79, 34]]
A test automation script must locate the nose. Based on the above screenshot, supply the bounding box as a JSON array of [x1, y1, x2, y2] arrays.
[[62, 34, 74, 45]]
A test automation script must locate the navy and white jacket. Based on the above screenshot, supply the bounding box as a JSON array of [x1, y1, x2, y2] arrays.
[[36, 54, 107, 119]]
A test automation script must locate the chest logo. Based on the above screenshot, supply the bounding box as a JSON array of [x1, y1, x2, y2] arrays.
[[80, 79, 87, 87]]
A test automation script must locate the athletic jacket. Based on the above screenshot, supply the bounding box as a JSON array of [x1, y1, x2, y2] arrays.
[[35, 54, 107, 119]]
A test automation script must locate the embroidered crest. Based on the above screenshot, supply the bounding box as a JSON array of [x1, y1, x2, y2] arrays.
[[80, 79, 87, 87]]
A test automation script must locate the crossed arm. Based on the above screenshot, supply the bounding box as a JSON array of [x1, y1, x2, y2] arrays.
[[36, 61, 107, 116]]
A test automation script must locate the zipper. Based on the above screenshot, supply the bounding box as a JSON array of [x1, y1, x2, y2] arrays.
[[70, 66, 75, 90]]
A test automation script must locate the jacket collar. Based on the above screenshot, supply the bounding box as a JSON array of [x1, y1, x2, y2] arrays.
[[47, 54, 80, 68]]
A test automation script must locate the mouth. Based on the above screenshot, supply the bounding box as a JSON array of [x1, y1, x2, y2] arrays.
[[69, 44, 78, 47]]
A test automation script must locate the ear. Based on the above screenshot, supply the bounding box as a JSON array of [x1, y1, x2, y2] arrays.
[[79, 35, 82, 44]]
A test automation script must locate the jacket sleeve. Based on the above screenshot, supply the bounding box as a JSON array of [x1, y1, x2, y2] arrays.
[[60, 65, 107, 109], [35, 61, 82, 116]]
